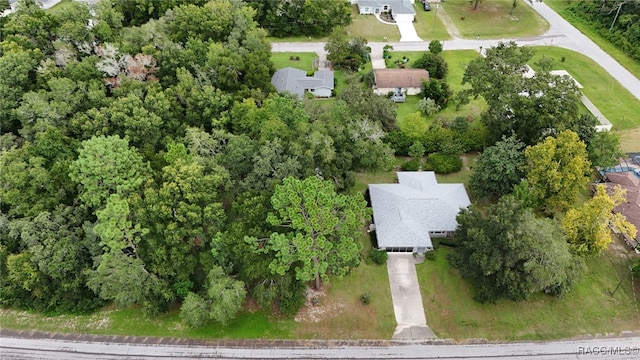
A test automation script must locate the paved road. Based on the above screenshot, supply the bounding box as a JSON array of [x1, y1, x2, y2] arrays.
[[2, 331, 640, 359], [272, 2, 640, 100]]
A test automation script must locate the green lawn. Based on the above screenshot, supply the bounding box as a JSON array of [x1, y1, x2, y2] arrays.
[[545, 0, 640, 80], [417, 246, 640, 340], [270, 52, 318, 72], [530, 47, 640, 131], [442, 0, 549, 39], [414, 5, 451, 41], [346, 5, 400, 42], [389, 50, 487, 134], [46, 0, 77, 14]]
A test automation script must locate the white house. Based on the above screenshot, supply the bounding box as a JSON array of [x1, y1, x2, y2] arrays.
[[352, 0, 416, 22], [368, 172, 471, 253], [271, 67, 334, 99], [373, 68, 429, 96]]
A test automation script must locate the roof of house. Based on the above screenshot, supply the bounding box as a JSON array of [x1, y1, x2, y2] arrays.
[[603, 171, 640, 242], [271, 67, 334, 99], [374, 68, 429, 89], [356, 0, 416, 15], [369, 172, 471, 249]]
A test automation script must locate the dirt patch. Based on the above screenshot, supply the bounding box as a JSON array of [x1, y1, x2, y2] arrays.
[[294, 287, 347, 323]]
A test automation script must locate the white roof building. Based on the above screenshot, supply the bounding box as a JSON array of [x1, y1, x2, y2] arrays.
[[369, 172, 470, 253]]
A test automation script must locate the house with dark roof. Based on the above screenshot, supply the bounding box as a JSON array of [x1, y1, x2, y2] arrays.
[[352, 0, 417, 22], [368, 172, 470, 253], [600, 170, 640, 250], [373, 68, 429, 98], [271, 67, 334, 99]]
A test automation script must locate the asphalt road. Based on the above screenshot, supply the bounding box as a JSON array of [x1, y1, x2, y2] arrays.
[[273, 2, 640, 101], [1, 332, 640, 359]]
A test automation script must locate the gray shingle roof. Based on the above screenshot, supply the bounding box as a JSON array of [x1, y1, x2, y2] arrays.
[[271, 67, 334, 99], [356, 0, 416, 15], [369, 172, 471, 249]]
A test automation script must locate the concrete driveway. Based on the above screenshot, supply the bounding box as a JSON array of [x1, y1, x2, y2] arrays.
[[386, 253, 437, 339], [396, 20, 423, 42]]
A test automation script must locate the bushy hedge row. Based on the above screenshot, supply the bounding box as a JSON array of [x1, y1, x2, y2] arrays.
[[425, 153, 462, 174]]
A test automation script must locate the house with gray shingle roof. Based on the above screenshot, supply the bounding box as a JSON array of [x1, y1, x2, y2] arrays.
[[352, 0, 416, 22], [271, 67, 334, 99], [368, 172, 470, 253]]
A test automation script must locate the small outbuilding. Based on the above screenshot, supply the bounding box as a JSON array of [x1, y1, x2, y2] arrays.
[[368, 172, 470, 253]]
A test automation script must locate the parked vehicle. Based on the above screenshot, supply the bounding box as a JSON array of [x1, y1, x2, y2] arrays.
[[424, 2, 431, 11]]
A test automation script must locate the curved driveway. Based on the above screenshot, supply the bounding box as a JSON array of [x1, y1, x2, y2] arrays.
[[272, 2, 640, 100]]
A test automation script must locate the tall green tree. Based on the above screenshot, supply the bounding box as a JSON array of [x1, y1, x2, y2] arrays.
[[450, 196, 585, 303], [247, 0, 351, 37], [524, 130, 591, 213], [179, 265, 246, 328], [69, 135, 148, 209], [133, 143, 227, 294], [563, 184, 637, 256], [458, 42, 581, 145], [469, 135, 526, 198], [253, 176, 370, 290], [325, 28, 369, 72]]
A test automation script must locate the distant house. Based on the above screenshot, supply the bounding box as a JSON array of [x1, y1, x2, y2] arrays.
[[600, 169, 640, 250], [352, 0, 416, 22], [271, 67, 334, 99], [373, 68, 429, 98], [368, 172, 471, 253]]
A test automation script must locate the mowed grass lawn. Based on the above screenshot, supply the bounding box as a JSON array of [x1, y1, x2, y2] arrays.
[[545, 0, 640, 80], [418, 245, 640, 340], [529, 47, 640, 132], [271, 52, 318, 72], [443, 0, 549, 39], [388, 50, 487, 133], [414, 4, 451, 41], [347, 5, 400, 42]]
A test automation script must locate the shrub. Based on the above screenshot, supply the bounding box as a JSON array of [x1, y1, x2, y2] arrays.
[[401, 159, 420, 171], [370, 248, 388, 265], [279, 278, 306, 316], [425, 153, 462, 174], [435, 237, 459, 248], [384, 130, 415, 155], [360, 292, 371, 305], [424, 250, 437, 261]]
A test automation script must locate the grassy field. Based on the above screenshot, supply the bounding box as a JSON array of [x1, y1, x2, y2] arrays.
[[417, 244, 640, 340], [529, 47, 640, 131], [442, 0, 549, 39], [271, 53, 318, 72], [346, 5, 400, 42], [545, 0, 640, 80], [389, 49, 487, 134], [414, 4, 451, 41]]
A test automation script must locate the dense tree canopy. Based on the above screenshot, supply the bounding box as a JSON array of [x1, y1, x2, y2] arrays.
[[450, 196, 585, 303], [459, 42, 582, 146], [523, 130, 591, 213], [563, 184, 637, 256], [252, 176, 370, 290], [469, 135, 526, 198], [247, 0, 351, 37], [0, 0, 390, 318]]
